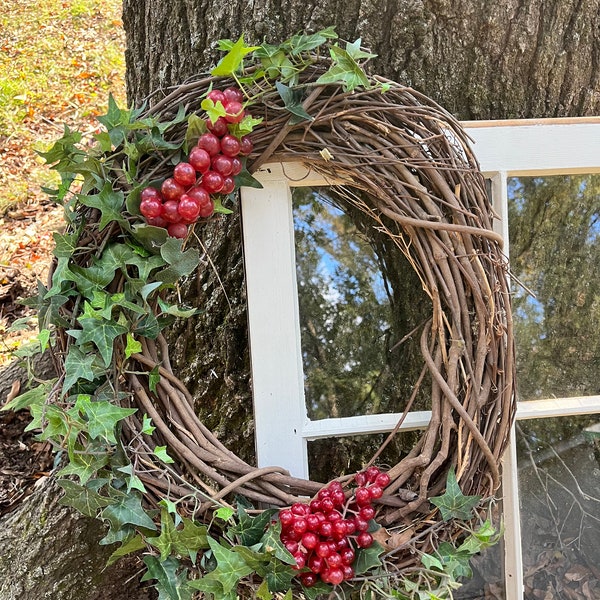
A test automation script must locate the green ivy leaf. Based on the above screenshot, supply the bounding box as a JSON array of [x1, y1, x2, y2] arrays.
[[201, 98, 227, 125], [62, 345, 101, 395], [59, 445, 110, 485], [57, 479, 113, 517], [75, 396, 136, 443], [106, 534, 146, 567], [1, 382, 49, 413], [260, 521, 295, 565], [263, 558, 295, 593], [102, 490, 157, 534], [116, 463, 147, 494], [230, 507, 277, 546], [155, 238, 200, 284], [142, 414, 156, 435], [154, 445, 175, 464], [148, 366, 161, 392], [79, 182, 127, 231], [353, 541, 384, 575], [141, 555, 192, 600], [68, 315, 128, 367], [275, 81, 313, 124], [430, 468, 481, 522], [125, 333, 143, 359], [234, 168, 263, 190], [211, 35, 259, 77], [184, 113, 207, 152], [212, 196, 234, 215], [176, 517, 209, 562], [316, 40, 373, 92], [205, 537, 254, 594], [214, 506, 236, 522], [302, 580, 333, 599]]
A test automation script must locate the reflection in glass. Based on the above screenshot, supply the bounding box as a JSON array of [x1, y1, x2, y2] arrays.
[[517, 416, 600, 599], [508, 175, 600, 400], [292, 187, 430, 420]]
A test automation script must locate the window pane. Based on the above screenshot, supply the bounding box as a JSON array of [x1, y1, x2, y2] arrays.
[[517, 415, 600, 599], [292, 187, 431, 420], [508, 175, 600, 400]]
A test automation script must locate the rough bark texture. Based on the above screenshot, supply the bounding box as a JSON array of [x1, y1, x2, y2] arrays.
[[0, 477, 155, 600], [123, 0, 600, 119], [2, 0, 599, 597]]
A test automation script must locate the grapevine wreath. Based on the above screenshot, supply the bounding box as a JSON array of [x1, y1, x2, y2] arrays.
[[19, 32, 516, 598]]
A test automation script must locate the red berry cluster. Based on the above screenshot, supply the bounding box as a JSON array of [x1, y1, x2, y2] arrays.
[[278, 466, 391, 588], [139, 86, 254, 239]]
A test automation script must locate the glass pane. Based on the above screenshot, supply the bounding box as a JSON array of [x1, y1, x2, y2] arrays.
[[517, 415, 600, 599], [292, 187, 431, 420], [508, 175, 600, 400]]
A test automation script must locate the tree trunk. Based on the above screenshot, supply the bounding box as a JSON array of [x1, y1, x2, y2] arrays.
[[3, 0, 599, 596]]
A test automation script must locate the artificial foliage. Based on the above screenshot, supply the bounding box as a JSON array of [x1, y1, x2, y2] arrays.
[[4, 29, 515, 599]]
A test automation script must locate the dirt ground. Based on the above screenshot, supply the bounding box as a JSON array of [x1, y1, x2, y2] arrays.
[[0, 196, 61, 516]]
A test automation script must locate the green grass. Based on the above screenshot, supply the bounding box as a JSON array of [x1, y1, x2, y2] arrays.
[[0, 0, 126, 212]]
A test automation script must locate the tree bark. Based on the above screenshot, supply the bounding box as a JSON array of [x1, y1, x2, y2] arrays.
[[3, 0, 600, 596]]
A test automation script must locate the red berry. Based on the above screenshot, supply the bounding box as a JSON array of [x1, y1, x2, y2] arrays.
[[197, 132, 221, 156], [220, 134, 241, 157], [284, 540, 298, 554], [207, 116, 229, 137], [333, 520, 347, 538], [344, 519, 356, 535], [239, 135, 253, 156], [321, 497, 334, 513], [317, 488, 331, 501], [230, 157, 243, 176], [291, 503, 309, 516], [202, 171, 224, 193], [173, 162, 197, 187], [356, 532, 374, 548], [206, 89, 226, 105], [197, 198, 215, 219], [354, 472, 367, 487], [332, 490, 346, 507], [186, 185, 211, 207], [221, 176, 235, 195], [355, 487, 371, 506], [326, 510, 342, 523], [292, 551, 306, 570], [359, 506, 375, 521], [327, 568, 344, 586], [375, 473, 391, 488], [368, 485, 383, 500], [335, 536, 349, 550], [308, 554, 324, 573], [300, 572, 317, 587], [161, 178, 185, 202], [365, 466, 381, 483], [223, 86, 244, 103], [140, 197, 163, 219], [327, 552, 343, 569], [146, 215, 167, 228], [177, 194, 201, 222], [224, 100, 245, 123], [292, 518, 308, 535], [279, 508, 294, 527], [188, 147, 211, 173], [342, 564, 355, 580], [162, 200, 182, 223], [306, 513, 320, 532], [211, 154, 234, 176], [167, 222, 188, 239], [319, 521, 333, 538], [301, 532, 319, 550], [340, 547, 355, 565], [316, 542, 333, 558], [354, 517, 369, 532], [140, 186, 162, 203]]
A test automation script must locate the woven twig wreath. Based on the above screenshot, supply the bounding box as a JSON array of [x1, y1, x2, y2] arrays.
[[54, 60, 515, 564]]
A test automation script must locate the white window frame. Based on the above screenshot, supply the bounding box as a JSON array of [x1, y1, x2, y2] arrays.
[[240, 117, 600, 599]]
